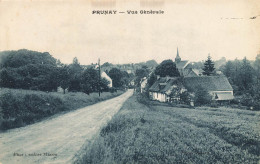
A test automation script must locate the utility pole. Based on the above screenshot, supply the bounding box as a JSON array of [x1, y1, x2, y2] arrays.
[[98, 58, 101, 97]]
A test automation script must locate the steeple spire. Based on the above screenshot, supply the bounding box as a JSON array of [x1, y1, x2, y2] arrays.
[[175, 47, 181, 63]]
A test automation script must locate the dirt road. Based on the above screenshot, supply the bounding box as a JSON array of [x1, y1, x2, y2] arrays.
[[0, 89, 133, 164]]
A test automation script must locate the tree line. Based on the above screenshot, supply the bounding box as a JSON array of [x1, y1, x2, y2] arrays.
[[220, 55, 260, 108], [0, 49, 131, 94]]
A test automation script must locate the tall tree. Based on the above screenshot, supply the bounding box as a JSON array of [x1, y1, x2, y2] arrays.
[[108, 68, 124, 88], [203, 55, 215, 76], [223, 61, 234, 79], [0, 50, 60, 91], [254, 54, 260, 85], [194, 85, 212, 106], [147, 73, 157, 87], [81, 68, 99, 94], [239, 57, 254, 90], [67, 57, 83, 92], [58, 65, 70, 94], [154, 59, 180, 77], [135, 66, 149, 87]]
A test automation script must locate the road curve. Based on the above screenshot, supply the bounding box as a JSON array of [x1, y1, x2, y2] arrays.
[[0, 89, 133, 164]]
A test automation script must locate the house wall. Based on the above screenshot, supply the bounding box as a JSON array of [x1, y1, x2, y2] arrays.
[[150, 92, 167, 102], [178, 68, 184, 76], [141, 79, 147, 93], [101, 72, 113, 88], [209, 91, 234, 100]]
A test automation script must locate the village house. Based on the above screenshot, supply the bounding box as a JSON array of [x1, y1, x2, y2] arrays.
[[149, 76, 184, 102], [140, 77, 148, 93], [101, 71, 113, 88], [149, 76, 234, 103], [183, 76, 234, 101], [83, 64, 113, 88]]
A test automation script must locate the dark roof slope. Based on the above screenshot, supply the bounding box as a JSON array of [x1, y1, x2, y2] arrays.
[[183, 76, 233, 91], [149, 77, 180, 92], [176, 61, 189, 69]]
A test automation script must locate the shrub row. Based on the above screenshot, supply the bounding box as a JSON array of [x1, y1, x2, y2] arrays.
[[0, 88, 124, 130]]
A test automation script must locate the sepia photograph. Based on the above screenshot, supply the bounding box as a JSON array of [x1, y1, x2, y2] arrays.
[[0, 0, 259, 163]]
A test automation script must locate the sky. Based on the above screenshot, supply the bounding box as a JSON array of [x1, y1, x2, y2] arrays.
[[0, 0, 259, 65]]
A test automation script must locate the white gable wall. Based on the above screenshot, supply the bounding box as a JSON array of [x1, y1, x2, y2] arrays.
[[101, 72, 113, 88], [150, 91, 167, 102], [209, 91, 234, 100]]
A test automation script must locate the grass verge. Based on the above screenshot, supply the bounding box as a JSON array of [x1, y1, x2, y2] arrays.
[[0, 88, 124, 131], [75, 94, 260, 164]]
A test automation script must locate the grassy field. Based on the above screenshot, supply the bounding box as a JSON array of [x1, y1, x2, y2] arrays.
[[0, 88, 124, 130], [75, 94, 260, 164]]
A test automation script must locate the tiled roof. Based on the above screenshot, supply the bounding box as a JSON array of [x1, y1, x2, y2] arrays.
[[176, 61, 189, 69], [149, 77, 180, 93], [149, 75, 233, 94], [183, 76, 233, 91]]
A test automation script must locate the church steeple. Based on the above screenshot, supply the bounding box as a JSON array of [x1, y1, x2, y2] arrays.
[[175, 47, 181, 63]]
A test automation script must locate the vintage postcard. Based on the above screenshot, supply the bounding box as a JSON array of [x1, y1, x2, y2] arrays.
[[0, 0, 259, 163]]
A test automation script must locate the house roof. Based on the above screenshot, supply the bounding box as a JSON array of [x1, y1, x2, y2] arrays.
[[183, 76, 233, 91], [101, 71, 112, 81], [149, 77, 180, 93], [176, 61, 189, 69], [186, 70, 199, 77], [186, 69, 203, 77]]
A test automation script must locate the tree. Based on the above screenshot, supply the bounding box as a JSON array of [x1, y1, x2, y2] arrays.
[[108, 68, 124, 88], [68, 57, 83, 92], [0, 49, 56, 69], [203, 55, 215, 76], [154, 59, 180, 77], [147, 73, 157, 87], [81, 68, 98, 94], [0, 68, 16, 88], [81, 68, 109, 94], [254, 54, 260, 85], [100, 78, 110, 92], [102, 62, 113, 67], [121, 71, 130, 88], [0, 50, 60, 91], [180, 91, 190, 105], [135, 66, 149, 87], [194, 85, 212, 106], [239, 57, 254, 90], [233, 58, 242, 93], [223, 61, 234, 79], [58, 65, 70, 94]]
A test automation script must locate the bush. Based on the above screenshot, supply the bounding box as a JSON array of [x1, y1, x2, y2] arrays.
[[240, 93, 254, 107], [252, 101, 260, 111], [180, 91, 190, 105], [173, 104, 191, 108], [136, 93, 151, 106], [0, 90, 66, 130], [109, 87, 117, 93], [194, 86, 212, 106], [0, 88, 124, 130], [210, 101, 219, 108]]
